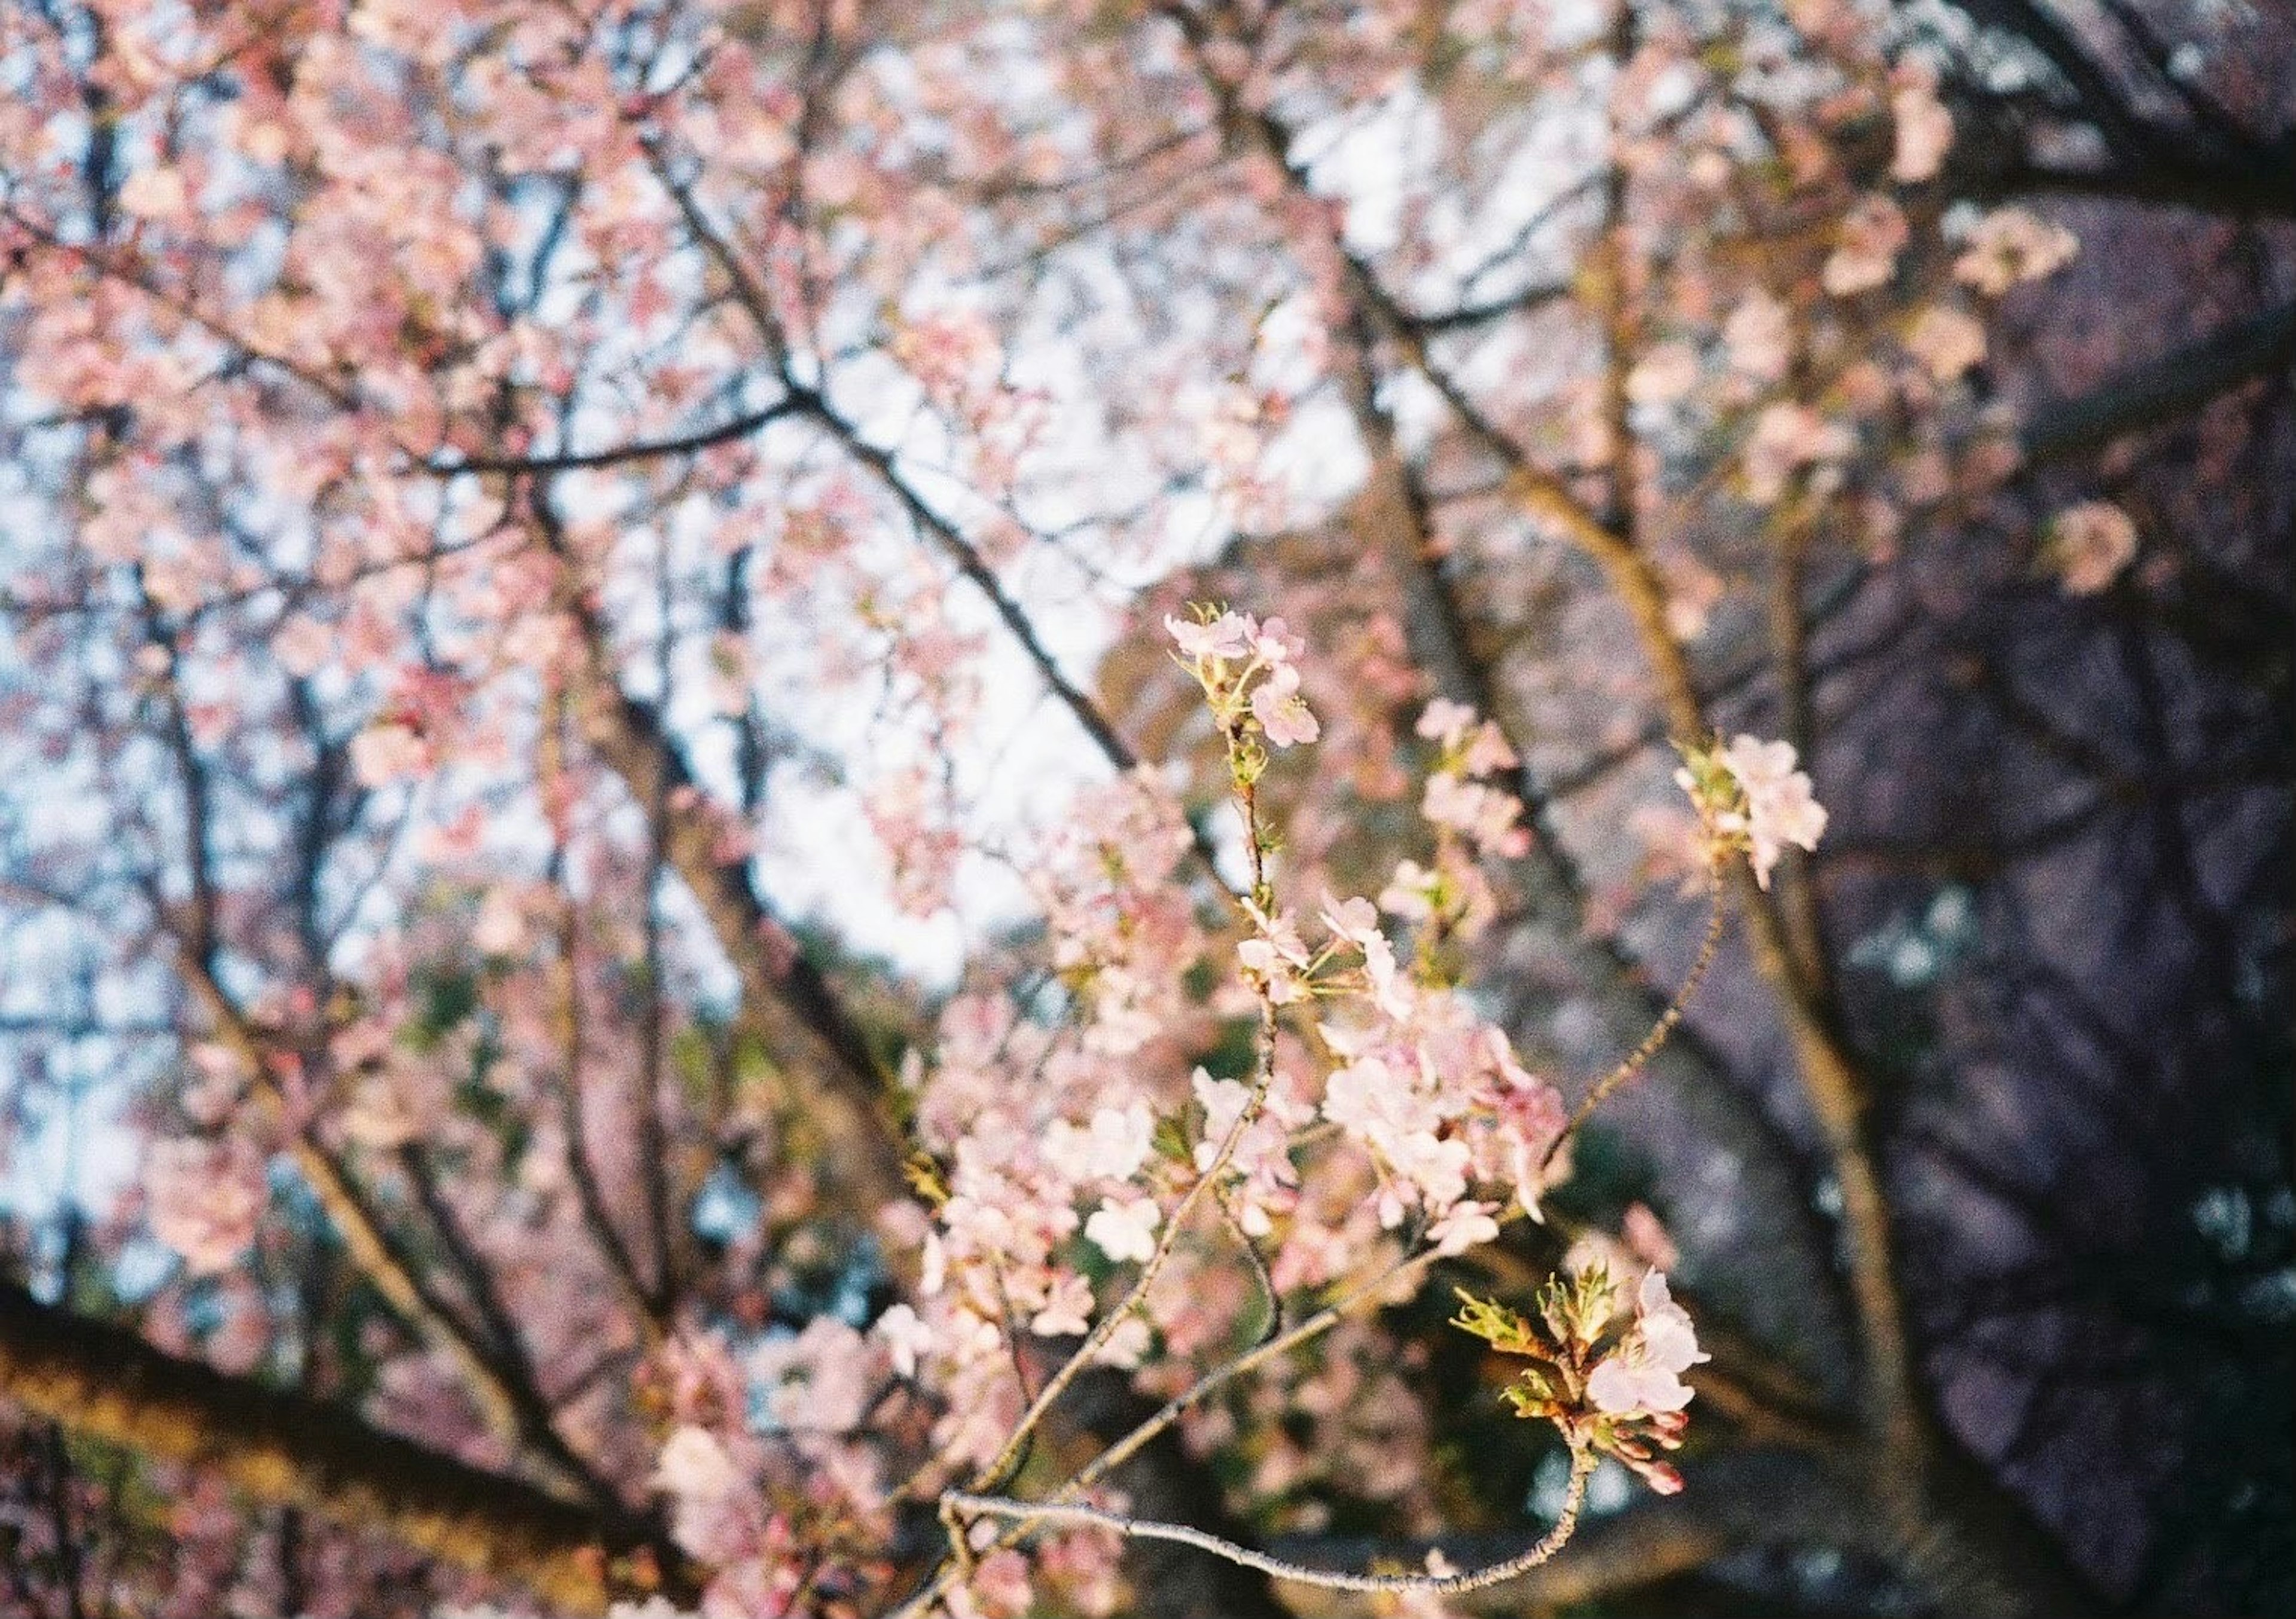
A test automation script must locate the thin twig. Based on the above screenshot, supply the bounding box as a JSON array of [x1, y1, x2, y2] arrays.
[[944, 1444, 1593, 1595]]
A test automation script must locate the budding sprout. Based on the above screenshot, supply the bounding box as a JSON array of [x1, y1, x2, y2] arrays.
[[1452, 1266, 1710, 1496]]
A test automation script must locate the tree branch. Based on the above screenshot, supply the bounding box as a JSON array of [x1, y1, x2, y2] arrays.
[[2021, 301, 2296, 466], [0, 1282, 687, 1616]]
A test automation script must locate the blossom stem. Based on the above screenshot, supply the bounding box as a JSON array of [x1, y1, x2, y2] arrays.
[[943, 1443, 1592, 1594], [969, 719, 1281, 1493], [1542, 865, 1728, 1172], [883, 1239, 1465, 1617]]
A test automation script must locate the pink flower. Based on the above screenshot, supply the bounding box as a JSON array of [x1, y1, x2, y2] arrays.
[[1717, 734, 1828, 888], [752, 1317, 875, 1432], [2050, 500, 2138, 595], [1723, 292, 1793, 381], [1586, 1271, 1708, 1416], [1742, 403, 1855, 505], [1238, 903, 1312, 1001], [1043, 1103, 1155, 1184], [1031, 1273, 1094, 1337], [118, 166, 190, 221], [652, 1426, 771, 1566], [1428, 1199, 1501, 1256], [893, 307, 1002, 402], [1320, 893, 1381, 945], [272, 613, 333, 677], [1822, 196, 1908, 296], [874, 1304, 933, 1378], [1415, 698, 1477, 747], [1083, 1196, 1161, 1264], [1625, 341, 1701, 407], [1250, 661, 1319, 747], [1890, 80, 1953, 183], [966, 1548, 1035, 1618], [1462, 720, 1518, 778], [1248, 614, 1305, 667], [143, 1137, 266, 1276], [1165, 610, 1251, 663], [350, 720, 429, 787], [1954, 208, 2078, 295], [1360, 931, 1415, 1021], [1904, 304, 1987, 382], [1623, 1202, 1681, 1271], [1378, 859, 1439, 921], [655, 1426, 746, 1501], [1422, 772, 1528, 857], [1477, 1044, 1567, 1220]]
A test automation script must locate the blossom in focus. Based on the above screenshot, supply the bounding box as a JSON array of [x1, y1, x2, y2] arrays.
[[1167, 604, 1320, 747], [1586, 1271, 1710, 1418], [2050, 500, 2138, 595], [1251, 661, 1320, 747], [1237, 902, 1313, 1001], [1165, 610, 1251, 663], [1715, 735, 1829, 888]]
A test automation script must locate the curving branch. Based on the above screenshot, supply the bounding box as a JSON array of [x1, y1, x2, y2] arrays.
[[945, 1444, 1594, 1596]]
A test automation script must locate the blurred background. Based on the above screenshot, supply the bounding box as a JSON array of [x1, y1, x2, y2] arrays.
[[0, 0, 2289, 1615]]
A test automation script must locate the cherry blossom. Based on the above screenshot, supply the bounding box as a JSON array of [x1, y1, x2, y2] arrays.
[[1250, 661, 1321, 748], [1083, 1196, 1162, 1265], [0, 0, 2218, 1608], [875, 1304, 935, 1379], [1715, 735, 1831, 889], [1904, 304, 1989, 383], [141, 1138, 267, 1277], [1954, 207, 2081, 295], [1889, 77, 1955, 183], [1586, 1272, 1711, 1419], [2050, 500, 2140, 595], [1824, 197, 1910, 296]]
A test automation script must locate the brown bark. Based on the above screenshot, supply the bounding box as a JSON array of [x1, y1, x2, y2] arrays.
[[0, 1282, 686, 1615]]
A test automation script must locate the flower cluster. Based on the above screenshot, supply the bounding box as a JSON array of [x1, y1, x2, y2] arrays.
[[1675, 734, 1828, 890], [1451, 1266, 1709, 1495], [1952, 206, 2080, 296], [1166, 607, 1320, 759], [1376, 698, 1534, 949], [142, 1136, 268, 1277], [1413, 699, 1529, 860], [639, 1327, 896, 1615]]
